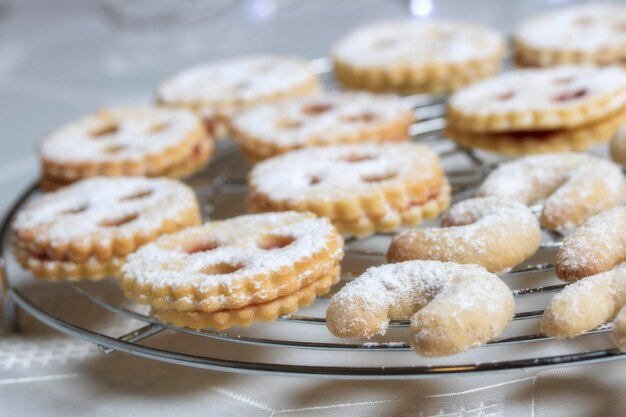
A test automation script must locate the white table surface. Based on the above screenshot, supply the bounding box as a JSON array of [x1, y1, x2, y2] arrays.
[[1, 1, 626, 416]]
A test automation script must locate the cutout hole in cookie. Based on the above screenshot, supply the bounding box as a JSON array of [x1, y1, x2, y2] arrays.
[[147, 121, 169, 134], [361, 172, 397, 183], [275, 119, 302, 129], [302, 103, 333, 116], [185, 241, 220, 254], [89, 122, 119, 138], [552, 88, 587, 102], [309, 175, 323, 185], [495, 91, 515, 101], [341, 112, 378, 123], [201, 262, 244, 275], [60, 204, 89, 215], [102, 144, 127, 154], [120, 189, 153, 202], [340, 153, 376, 163], [98, 213, 139, 227], [257, 235, 295, 250]]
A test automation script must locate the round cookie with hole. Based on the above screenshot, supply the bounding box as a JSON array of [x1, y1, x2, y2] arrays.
[[120, 211, 344, 317], [248, 143, 450, 237], [515, 4, 626, 67], [39, 106, 213, 190], [231, 92, 415, 162], [156, 55, 321, 137], [332, 20, 505, 94], [445, 66, 626, 154], [11, 176, 201, 280]]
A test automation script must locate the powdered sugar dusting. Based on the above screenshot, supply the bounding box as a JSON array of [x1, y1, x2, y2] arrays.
[[40, 106, 202, 163], [157, 55, 317, 106], [450, 66, 626, 114], [328, 260, 513, 337], [517, 4, 626, 53], [333, 20, 504, 68], [13, 176, 198, 243], [249, 143, 441, 201], [122, 212, 341, 293], [232, 92, 413, 146]]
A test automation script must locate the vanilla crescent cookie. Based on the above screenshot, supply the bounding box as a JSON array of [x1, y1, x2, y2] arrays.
[[387, 197, 541, 272], [326, 261, 515, 357], [154, 271, 339, 331], [515, 4, 626, 67], [541, 263, 626, 352], [477, 153, 626, 231], [156, 55, 320, 136], [120, 212, 344, 313], [12, 177, 201, 280], [332, 20, 505, 94], [40, 106, 213, 190], [231, 92, 415, 162], [248, 143, 450, 238], [556, 207, 626, 282], [446, 66, 626, 154]]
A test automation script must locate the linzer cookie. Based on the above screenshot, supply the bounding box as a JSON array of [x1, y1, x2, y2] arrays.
[[40, 106, 212, 190], [332, 20, 505, 94], [120, 212, 344, 330], [231, 92, 415, 162], [248, 143, 450, 237], [446, 66, 626, 154], [12, 177, 201, 281], [156, 55, 320, 136], [515, 4, 626, 67]]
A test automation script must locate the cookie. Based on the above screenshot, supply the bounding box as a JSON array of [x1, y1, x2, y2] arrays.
[[332, 20, 505, 94], [40, 106, 213, 190], [231, 92, 415, 162], [248, 143, 450, 238], [446, 66, 626, 154], [120, 211, 344, 313], [12, 176, 201, 281], [387, 197, 541, 272], [515, 4, 626, 67], [156, 55, 321, 137], [477, 153, 626, 231], [610, 124, 626, 164], [154, 269, 339, 331], [555, 207, 626, 282], [326, 261, 515, 357]]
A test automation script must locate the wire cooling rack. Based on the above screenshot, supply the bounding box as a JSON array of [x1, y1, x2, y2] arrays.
[[1, 58, 625, 379]]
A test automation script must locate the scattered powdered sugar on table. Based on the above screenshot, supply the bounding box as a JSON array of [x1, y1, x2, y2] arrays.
[[122, 212, 340, 292], [13, 176, 197, 243], [516, 4, 626, 52], [232, 92, 413, 146], [40, 106, 202, 163], [449, 66, 626, 114], [249, 142, 440, 201], [157, 55, 316, 105], [332, 20, 504, 67]]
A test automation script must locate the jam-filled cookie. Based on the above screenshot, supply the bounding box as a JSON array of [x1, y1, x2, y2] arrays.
[[39, 106, 212, 190], [120, 212, 344, 330], [332, 20, 505, 94], [248, 143, 450, 237], [446, 66, 626, 154], [12, 176, 201, 280], [231, 92, 415, 162], [156, 55, 320, 136], [515, 4, 626, 67]]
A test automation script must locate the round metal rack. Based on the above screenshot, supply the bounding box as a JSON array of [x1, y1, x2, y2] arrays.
[[1, 59, 625, 379]]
